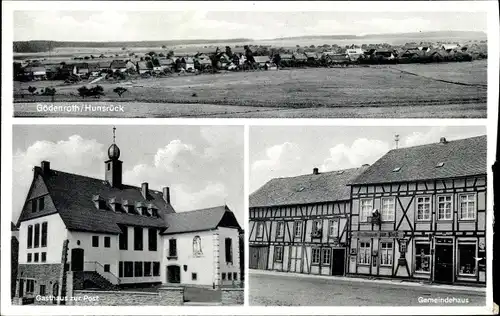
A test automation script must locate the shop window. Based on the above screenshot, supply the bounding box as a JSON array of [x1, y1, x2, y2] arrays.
[[360, 199, 373, 222], [312, 248, 321, 264], [358, 242, 371, 265], [274, 246, 283, 262], [458, 242, 477, 275], [381, 197, 395, 221], [415, 242, 431, 273], [416, 196, 431, 221], [459, 194, 476, 220], [322, 248, 331, 265], [437, 195, 453, 220], [380, 242, 393, 266]]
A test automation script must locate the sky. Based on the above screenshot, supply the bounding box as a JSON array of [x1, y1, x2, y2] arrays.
[[13, 11, 487, 41], [12, 125, 244, 226], [250, 126, 487, 193]]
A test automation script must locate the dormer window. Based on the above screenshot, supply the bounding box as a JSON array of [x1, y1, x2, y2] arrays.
[[92, 195, 106, 210], [392, 167, 401, 172], [151, 209, 159, 217], [109, 197, 122, 212], [136, 202, 147, 216], [436, 162, 445, 168], [122, 200, 135, 214]]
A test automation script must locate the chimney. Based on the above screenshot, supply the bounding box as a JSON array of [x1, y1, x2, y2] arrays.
[[41, 161, 50, 174], [313, 167, 319, 175], [440, 137, 448, 144], [163, 187, 171, 204], [141, 182, 148, 200]]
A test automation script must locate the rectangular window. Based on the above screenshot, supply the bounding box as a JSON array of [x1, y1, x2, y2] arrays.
[[34, 253, 39, 262], [256, 222, 264, 238], [233, 272, 237, 280], [92, 236, 99, 247], [358, 242, 371, 265], [168, 239, 177, 257], [39, 284, 46, 296], [41, 222, 48, 247], [415, 242, 431, 273], [380, 242, 393, 266], [312, 220, 322, 235], [119, 262, 123, 277], [381, 197, 395, 221], [134, 262, 143, 277], [225, 238, 233, 264], [276, 222, 284, 238], [104, 236, 111, 248], [274, 246, 283, 262], [134, 227, 143, 251], [360, 199, 373, 222], [221, 273, 226, 280], [459, 194, 476, 220], [27, 253, 32, 262], [148, 228, 157, 251], [293, 221, 302, 237], [39, 196, 45, 211], [26, 280, 35, 294], [192, 273, 197, 281], [312, 248, 321, 264], [27, 225, 33, 248], [119, 226, 128, 250], [416, 196, 431, 221], [153, 262, 160, 276], [328, 219, 338, 237], [458, 242, 477, 275], [438, 195, 453, 220], [41, 252, 46, 262], [34, 223, 40, 248], [104, 264, 110, 272], [124, 261, 133, 277], [144, 262, 152, 276], [228, 272, 233, 280], [322, 248, 331, 265]]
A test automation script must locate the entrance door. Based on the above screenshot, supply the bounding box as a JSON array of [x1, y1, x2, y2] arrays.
[[434, 244, 453, 283], [167, 265, 181, 283], [249, 246, 268, 270], [71, 248, 84, 271], [331, 249, 346, 275], [52, 283, 59, 304], [289, 246, 302, 273], [18, 280, 24, 297]]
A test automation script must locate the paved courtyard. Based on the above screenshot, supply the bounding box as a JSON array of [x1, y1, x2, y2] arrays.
[[249, 270, 486, 306]]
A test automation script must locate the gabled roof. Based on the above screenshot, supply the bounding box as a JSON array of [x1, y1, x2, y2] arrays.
[[161, 205, 240, 235], [249, 167, 368, 208], [18, 167, 175, 234], [351, 135, 487, 185]]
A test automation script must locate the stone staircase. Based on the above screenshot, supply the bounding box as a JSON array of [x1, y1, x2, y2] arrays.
[[74, 271, 119, 291]]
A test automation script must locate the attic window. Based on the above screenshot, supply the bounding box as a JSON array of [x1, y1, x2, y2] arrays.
[[436, 162, 445, 168], [392, 167, 401, 172]]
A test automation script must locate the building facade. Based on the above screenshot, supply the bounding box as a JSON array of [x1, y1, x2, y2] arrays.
[[14, 136, 242, 303], [249, 167, 367, 276], [347, 136, 487, 285]]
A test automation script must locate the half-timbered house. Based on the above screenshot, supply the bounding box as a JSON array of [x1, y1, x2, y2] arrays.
[[347, 135, 487, 285], [249, 166, 368, 276]]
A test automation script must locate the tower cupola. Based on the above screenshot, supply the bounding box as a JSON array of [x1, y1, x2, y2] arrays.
[[105, 126, 123, 188]]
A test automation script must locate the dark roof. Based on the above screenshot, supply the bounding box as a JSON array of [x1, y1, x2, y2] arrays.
[[351, 135, 487, 185], [161, 205, 240, 235], [249, 167, 368, 208], [110, 60, 127, 68], [11, 222, 18, 231], [18, 167, 175, 234]]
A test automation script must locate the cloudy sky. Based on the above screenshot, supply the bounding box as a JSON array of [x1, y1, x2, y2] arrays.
[[12, 125, 244, 225], [13, 11, 487, 41], [250, 126, 487, 193]]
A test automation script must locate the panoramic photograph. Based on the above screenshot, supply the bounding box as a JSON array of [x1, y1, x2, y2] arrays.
[[12, 10, 487, 118], [10, 125, 244, 306], [249, 126, 487, 306]]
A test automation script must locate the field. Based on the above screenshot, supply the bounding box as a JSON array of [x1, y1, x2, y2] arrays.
[[13, 60, 487, 118]]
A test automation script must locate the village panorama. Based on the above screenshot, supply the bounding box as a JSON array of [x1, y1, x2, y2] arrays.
[[13, 31, 487, 118]]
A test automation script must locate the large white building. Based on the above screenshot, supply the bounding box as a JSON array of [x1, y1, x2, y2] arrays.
[[14, 137, 242, 301]]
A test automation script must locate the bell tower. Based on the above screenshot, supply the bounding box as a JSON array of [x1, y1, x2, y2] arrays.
[[105, 126, 122, 188]]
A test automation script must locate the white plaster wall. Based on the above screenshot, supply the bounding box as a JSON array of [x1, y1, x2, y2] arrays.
[[218, 227, 240, 283], [161, 230, 215, 287], [18, 213, 68, 264]]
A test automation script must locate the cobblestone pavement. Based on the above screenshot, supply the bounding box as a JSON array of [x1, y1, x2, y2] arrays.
[[249, 271, 486, 306]]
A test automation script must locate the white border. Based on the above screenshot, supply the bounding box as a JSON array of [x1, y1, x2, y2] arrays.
[[2, 1, 499, 315]]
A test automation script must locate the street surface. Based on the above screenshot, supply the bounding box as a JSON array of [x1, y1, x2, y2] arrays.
[[249, 270, 486, 306]]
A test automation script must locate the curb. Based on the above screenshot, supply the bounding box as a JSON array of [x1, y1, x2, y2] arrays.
[[249, 269, 486, 293]]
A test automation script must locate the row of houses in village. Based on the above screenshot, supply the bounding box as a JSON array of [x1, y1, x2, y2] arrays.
[[249, 135, 487, 286], [16, 43, 485, 81]]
